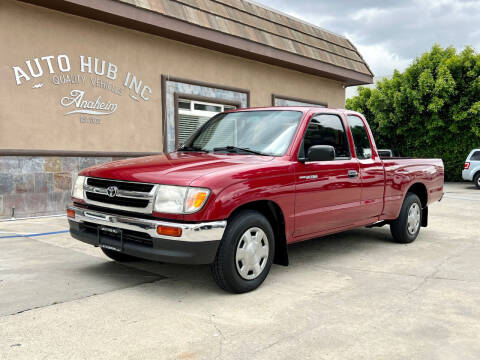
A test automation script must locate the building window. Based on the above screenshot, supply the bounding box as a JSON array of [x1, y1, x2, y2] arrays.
[[162, 76, 249, 153], [177, 99, 237, 146], [272, 94, 327, 107]]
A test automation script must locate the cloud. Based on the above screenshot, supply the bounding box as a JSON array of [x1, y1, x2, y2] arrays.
[[358, 44, 410, 77], [346, 34, 412, 77], [351, 7, 388, 23]]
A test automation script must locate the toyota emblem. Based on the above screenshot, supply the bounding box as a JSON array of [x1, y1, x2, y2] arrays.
[[106, 186, 118, 198]]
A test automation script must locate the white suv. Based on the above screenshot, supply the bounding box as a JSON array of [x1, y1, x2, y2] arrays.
[[463, 149, 480, 189]]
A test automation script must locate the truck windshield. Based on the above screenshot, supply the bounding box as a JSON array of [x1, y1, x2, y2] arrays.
[[183, 110, 303, 156]]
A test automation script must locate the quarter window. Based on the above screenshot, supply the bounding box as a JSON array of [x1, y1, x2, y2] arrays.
[[471, 151, 480, 161], [300, 114, 350, 159], [348, 115, 372, 160]]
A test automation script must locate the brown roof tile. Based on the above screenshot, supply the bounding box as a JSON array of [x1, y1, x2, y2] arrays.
[[115, 0, 373, 78]]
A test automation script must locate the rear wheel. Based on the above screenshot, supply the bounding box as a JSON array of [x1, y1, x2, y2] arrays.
[[211, 210, 275, 293], [474, 172, 480, 189], [101, 248, 139, 262], [390, 193, 422, 244]]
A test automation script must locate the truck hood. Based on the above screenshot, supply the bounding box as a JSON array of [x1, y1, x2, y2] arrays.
[[80, 152, 275, 186]]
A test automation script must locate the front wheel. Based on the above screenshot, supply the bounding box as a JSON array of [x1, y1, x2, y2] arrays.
[[211, 210, 275, 293], [390, 192, 422, 244]]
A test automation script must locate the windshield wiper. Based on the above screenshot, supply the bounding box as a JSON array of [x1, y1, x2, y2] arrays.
[[177, 146, 209, 153], [213, 146, 267, 156]]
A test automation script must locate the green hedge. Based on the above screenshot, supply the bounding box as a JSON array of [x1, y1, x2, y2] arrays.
[[346, 45, 480, 181]]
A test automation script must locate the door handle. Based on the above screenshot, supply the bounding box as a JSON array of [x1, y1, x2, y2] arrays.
[[348, 170, 358, 178]]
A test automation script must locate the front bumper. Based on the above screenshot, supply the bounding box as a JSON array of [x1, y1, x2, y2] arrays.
[[67, 206, 226, 264]]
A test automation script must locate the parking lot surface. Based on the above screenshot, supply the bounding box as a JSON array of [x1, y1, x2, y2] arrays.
[[1, 183, 479, 360]]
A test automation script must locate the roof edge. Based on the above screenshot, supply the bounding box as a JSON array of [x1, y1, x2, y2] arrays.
[[244, 0, 350, 42], [18, 0, 374, 85], [345, 38, 375, 79]]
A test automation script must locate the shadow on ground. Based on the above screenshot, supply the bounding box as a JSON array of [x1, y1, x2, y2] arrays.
[[110, 226, 396, 294]]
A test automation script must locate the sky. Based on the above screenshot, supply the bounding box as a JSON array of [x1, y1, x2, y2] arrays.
[[254, 0, 480, 97]]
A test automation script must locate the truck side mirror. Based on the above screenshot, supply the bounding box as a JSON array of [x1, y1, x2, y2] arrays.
[[307, 145, 335, 162]]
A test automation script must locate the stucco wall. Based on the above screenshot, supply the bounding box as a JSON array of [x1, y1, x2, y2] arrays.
[[0, 0, 345, 153]]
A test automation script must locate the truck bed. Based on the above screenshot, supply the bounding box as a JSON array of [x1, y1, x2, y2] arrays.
[[381, 158, 444, 219]]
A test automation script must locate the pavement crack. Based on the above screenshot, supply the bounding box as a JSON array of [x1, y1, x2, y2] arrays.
[[253, 331, 328, 359], [209, 314, 226, 360], [1, 277, 167, 318], [407, 276, 430, 295], [322, 261, 480, 285], [255, 336, 287, 353], [407, 244, 474, 295], [321, 265, 425, 279]]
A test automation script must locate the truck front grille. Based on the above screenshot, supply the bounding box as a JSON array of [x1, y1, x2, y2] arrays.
[[86, 178, 154, 193], [85, 192, 150, 208], [83, 177, 157, 214]]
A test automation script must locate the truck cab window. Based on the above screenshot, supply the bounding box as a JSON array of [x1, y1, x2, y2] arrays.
[[300, 114, 350, 159], [348, 115, 372, 160]]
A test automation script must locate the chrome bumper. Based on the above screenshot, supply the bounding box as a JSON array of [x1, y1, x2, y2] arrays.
[[67, 206, 227, 242]]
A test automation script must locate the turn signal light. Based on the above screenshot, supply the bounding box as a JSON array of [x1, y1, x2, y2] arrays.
[[66, 209, 75, 219], [157, 225, 182, 237], [186, 191, 208, 210]]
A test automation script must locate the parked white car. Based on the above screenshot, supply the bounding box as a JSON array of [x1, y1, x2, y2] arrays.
[[463, 149, 480, 189]]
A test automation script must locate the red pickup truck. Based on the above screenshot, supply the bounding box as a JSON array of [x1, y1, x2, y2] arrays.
[[68, 107, 444, 293]]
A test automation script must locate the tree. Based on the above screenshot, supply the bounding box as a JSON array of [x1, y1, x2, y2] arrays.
[[346, 45, 480, 181]]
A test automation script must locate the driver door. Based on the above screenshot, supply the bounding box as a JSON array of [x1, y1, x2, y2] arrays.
[[294, 113, 362, 237]]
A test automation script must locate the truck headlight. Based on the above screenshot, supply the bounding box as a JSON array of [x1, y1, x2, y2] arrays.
[[72, 175, 85, 200], [153, 185, 210, 214]]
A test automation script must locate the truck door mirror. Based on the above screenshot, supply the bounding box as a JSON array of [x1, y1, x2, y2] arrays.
[[307, 145, 335, 162]]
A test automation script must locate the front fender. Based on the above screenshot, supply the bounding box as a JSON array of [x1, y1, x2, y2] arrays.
[[205, 174, 296, 240]]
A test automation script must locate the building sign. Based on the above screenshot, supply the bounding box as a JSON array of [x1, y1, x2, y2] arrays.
[[60, 90, 118, 115], [11, 54, 152, 123]]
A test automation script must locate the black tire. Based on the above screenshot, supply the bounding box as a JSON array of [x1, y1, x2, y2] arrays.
[[211, 210, 275, 293], [390, 192, 422, 244], [474, 172, 480, 189], [101, 248, 139, 262]]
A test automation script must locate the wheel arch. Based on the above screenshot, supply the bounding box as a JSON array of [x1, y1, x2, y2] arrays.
[[229, 200, 288, 266], [406, 182, 428, 208], [473, 169, 480, 180]]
